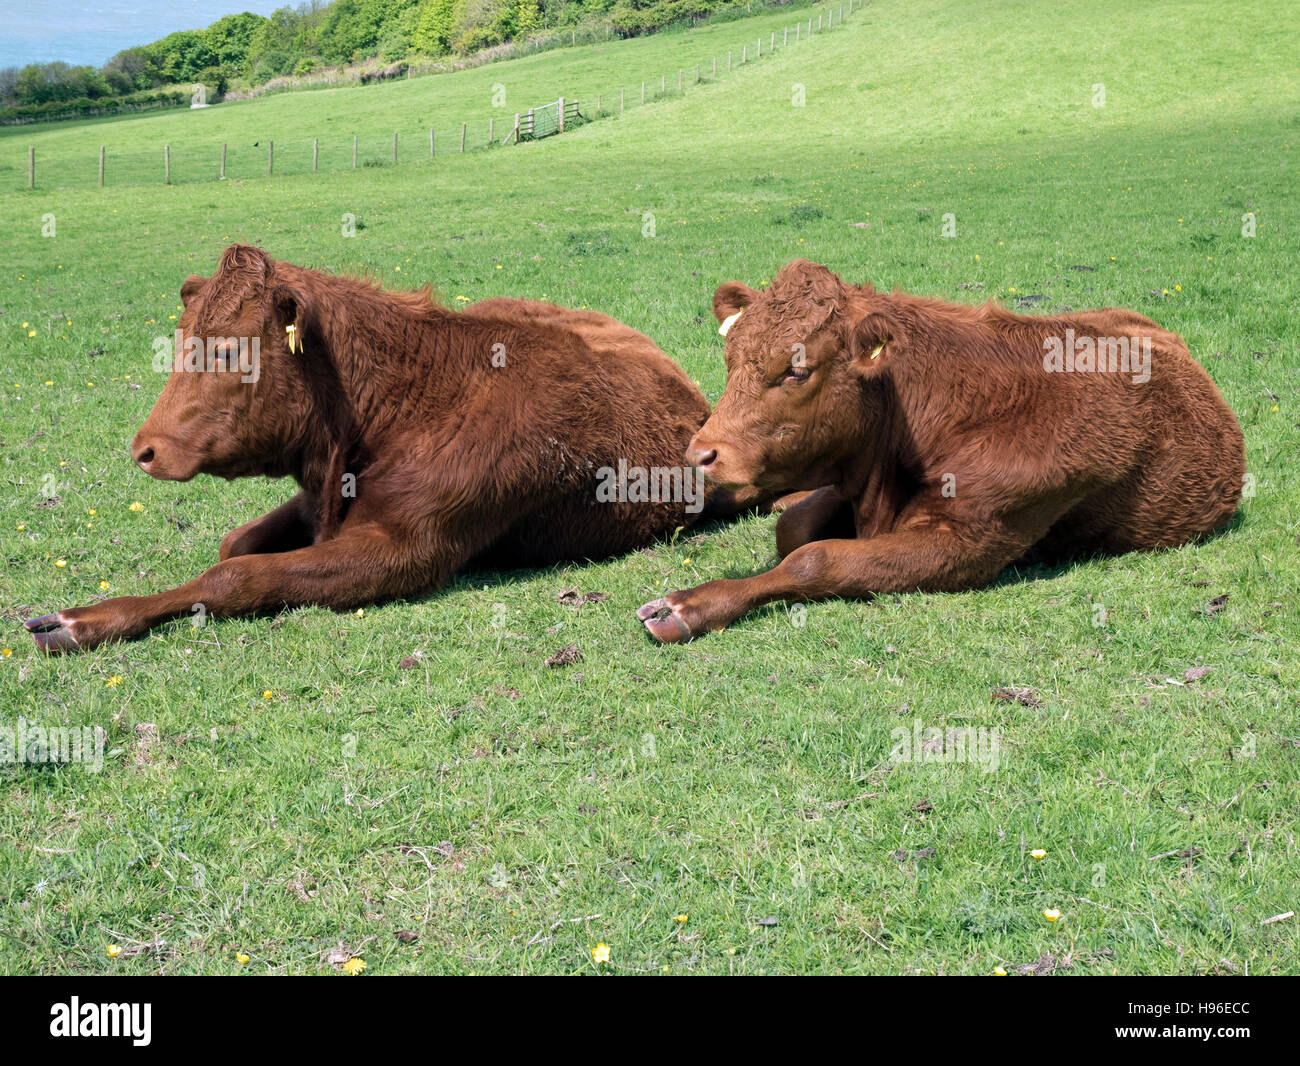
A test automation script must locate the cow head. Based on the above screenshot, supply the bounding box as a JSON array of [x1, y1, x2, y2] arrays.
[[686, 260, 898, 492], [132, 244, 316, 481]]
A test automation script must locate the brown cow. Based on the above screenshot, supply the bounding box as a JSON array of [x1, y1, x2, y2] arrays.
[[638, 259, 1245, 642], [25, 244, 759, 653]]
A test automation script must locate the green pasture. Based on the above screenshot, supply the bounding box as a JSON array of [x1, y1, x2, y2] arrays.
[[0, 0, 1296, 974]]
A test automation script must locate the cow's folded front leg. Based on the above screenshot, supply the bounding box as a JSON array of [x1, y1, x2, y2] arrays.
[[774, 486, 855, 559], [638, 521, 1035, 643], [27, 523, 452, 654], [219, 491, 317, 560]]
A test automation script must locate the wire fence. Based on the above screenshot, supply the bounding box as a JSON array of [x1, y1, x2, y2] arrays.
[[9, 1, 862, 193]]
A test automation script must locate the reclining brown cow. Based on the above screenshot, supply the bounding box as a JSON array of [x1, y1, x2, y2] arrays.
[[26, 244, 761, 653], [638, 259, 1245, 642]]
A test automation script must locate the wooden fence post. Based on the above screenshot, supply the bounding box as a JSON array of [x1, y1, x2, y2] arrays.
[[460, 123, 467, 152], [596, 93, 601, 113], [513, 113, 520, 141], [797, 24, 801, 42], [221, 142, 226, 180], [678, 69, 683, 91], [742, 45, 747, 63], [488, 117, 495, 144], [641, 82, 645, 104], [28, 146, 34, 189], [164, 144, 170, 184], [268, 140, 274, 176], [430, 128, 435, 157], [98, 145, 104, 187], [696, 63, 700, 83], [559, 98, 565, 132], [713, 57, 717, 77], [313, 138, 318, 171]]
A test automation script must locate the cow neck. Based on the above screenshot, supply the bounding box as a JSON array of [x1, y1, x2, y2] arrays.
[[289, 287, 392, 539], [295, 352, 365, 541], [840, 374, 913, 538], [290, 278, 461, 540]]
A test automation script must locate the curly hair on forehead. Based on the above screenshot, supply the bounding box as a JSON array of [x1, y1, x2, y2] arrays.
[[197, 244, 271, 331], [756, 259, 849, 337]]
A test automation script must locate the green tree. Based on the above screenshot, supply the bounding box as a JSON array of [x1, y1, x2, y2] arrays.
[[205, 13, 270, 71], [412, 0, 463, 55]]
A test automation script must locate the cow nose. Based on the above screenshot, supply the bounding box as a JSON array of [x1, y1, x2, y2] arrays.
[[133, 444, 155, 470], [686, 444, 718, 470]]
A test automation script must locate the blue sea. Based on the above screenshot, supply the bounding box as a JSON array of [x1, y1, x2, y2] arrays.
[[0, 1, 290, 69]]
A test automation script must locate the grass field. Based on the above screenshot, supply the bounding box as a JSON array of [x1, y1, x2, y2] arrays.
[[1, 1, 841, 190], [0, 0, 1297, 975]]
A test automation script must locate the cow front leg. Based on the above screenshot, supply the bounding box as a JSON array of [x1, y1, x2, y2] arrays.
[[774, 486, 855, 559], [220, 491, 317, 560], [638, 519, 1037, 643], [25, 523, 463, 654]]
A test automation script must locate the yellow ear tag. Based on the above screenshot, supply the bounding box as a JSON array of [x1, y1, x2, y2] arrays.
[[718, 310, 743, 337], [870, 342, 884, 360], [285, 323, 298, 352]]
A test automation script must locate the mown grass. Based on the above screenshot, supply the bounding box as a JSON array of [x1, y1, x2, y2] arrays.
[[0, 0, 1296, 975]]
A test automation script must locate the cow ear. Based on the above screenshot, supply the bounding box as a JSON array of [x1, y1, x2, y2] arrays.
[[847, 312, 899, 374], [268, 284, 315, 353], [180, 275, 207, 309], [712, 281, 758, 325]]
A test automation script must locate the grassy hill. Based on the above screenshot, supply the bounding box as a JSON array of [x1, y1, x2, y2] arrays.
[[0, 0, 1296, 975], [3, 4, 843, 188]]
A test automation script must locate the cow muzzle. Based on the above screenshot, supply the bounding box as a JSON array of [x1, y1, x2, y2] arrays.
[[686, 436, 755, 489], [130, 434, 198, 481]]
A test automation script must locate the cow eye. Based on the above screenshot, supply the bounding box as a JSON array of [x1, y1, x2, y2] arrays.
[[783, 364, 812, 384]]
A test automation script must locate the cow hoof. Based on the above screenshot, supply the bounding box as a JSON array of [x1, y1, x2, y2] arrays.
[[24, 613, 82, 654], [637, 598, 695, 644]]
